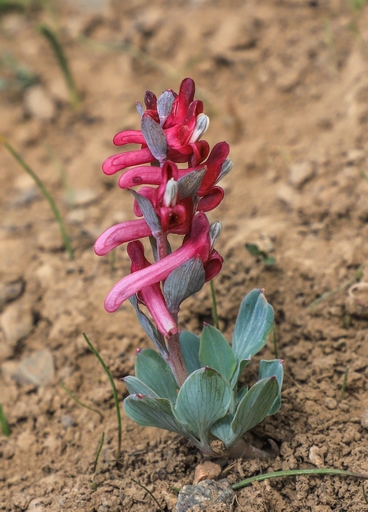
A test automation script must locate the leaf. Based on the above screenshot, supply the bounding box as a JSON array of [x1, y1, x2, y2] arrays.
[[130, 190, 161, 236], [210, 413, 233, 445], [123, 376, 159, 398], [135, 349, 178, 403], [141, 114, 167, 162], [245, 243, 275, 266], [124, 395, 184, 435], [199, 324, 237, 382], [164, 258, 205, 313], [258, 359, 284, 415], [129, 295, 167, 356], [179, 331, 200, 374], [232, 289, 274, 361], [173, 368, 231, 445], [229, 377, 279, 446]]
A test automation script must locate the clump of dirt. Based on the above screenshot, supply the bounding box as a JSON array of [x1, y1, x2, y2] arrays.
[[1, 1, 368, 510]]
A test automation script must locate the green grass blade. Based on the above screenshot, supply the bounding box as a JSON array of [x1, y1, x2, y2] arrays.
[[38, 23, 80, 110], [132, 478, 164, 511], [92, 431, 105, 491], [59, 382, 104, 420], [340, 366, 349, 402], [1, 139, 74, 259], [0, 404, 10, 437], [83, 332, 122, 460], [232, 468, 368, 490]]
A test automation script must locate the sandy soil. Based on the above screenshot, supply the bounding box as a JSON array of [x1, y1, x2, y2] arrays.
[[1, 0, 368, 510]]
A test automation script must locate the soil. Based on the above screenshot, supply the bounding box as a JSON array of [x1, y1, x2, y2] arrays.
[[1, 0, 368, 510]]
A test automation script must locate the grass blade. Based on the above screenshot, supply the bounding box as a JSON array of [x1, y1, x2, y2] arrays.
[[0, 404, 10, 437], [38, 23, 80, 110], [132, 478, 164, 511], [59, 382, 104, 421], [232, 468, 368, 490], [1, 139, 74, 259], [83, 332, 122, 460], [92, 432, 105, 491]]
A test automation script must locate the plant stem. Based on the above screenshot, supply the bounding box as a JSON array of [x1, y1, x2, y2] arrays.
[[232, 468, 368, 490], [59, 382, 104, 420], [83, 333, 122, 460], [210, 280, 219, 329], [1, 139, 74, 259], [166, 332, 189, 387]]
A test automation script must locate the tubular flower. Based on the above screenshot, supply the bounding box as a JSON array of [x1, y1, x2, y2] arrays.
[[104, 213, 223, 313], [102, 78, 210, 177], [127, 241, 177, 338]]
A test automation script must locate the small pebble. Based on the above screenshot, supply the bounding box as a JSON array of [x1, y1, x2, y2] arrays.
[[1, 302, 33, 346], [289, 160, 315, 188], [15, 349, 55, 387], [193, 461, 222, 484], [61, 415, 75, 428], [176, 479, 235, 512], [325, 398, 337, 410], [23, 85, 56, 121]]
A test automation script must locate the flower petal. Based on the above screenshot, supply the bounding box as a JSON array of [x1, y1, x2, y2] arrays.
[[94, 219, 152, 256], [102, 148, 155, 175], [104, 213, 211, 312], [113, 130, 146, 146]]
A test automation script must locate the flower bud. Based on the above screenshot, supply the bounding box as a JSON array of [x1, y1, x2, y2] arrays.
[[163, 178, 178, 208], [189, 113, 210, 143], [209, 221, 222, 249]]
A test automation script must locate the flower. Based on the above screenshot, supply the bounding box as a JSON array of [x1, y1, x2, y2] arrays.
[[103, 213, 223, 313], [102, 78, 210, 177], [127, 241, 177, 338]]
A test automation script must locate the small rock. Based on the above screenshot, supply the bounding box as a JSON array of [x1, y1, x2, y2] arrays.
[[346, 283, 368, 317], [0, 278, 24, 310], [1, 301, 33, 346], [345, 148, 365, 165], [289, 160, 315, 188], [15, 349, 55, 386], [61, 415, 75, 428], [193, 462, 222, 484], [325, 398, 337, 410], [361, 409, 368, 429], [24, 85, 56, 121], [26, 498, 46, 511], [176, 479, 235, 512], [276, 183, 295, 207], [17, 431, 37, 452], [309, 446, 324, 468]]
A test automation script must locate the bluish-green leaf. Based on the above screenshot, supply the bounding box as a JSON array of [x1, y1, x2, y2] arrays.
[[123, 376, 159, 398], [173, 368, 231, 445], [199, 324, 237, 382], [124, 395, 183, 435], [230, 359, 250, 389], [258, 359, 284, 415], [179, 331, 200, 374], [230, 377, 279, 445], [236, 386, 248, 403], [210, 413, 233, 445], [135, 349, 178, 403], [164, 258, 205, 314], [232, 289, 274, 361]]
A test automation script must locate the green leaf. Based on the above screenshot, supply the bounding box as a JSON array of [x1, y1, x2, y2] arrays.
[[210, 413, 233, 445], [230, 377, 279, 445], [199, 324, 237, 382], [236, 386, 248, 403], [245, 243, 275, 266], [124, 395, 184, 435], [135, 349, 178, 403], [258, 360, 284, 415], [179, 331, 200, 374], [123, 376, 159, 398], [173, 368, 231, 446], [232, 289, 274, 361]]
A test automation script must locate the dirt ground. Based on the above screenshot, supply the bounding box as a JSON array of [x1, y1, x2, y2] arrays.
[[1, 0, 368, 510]]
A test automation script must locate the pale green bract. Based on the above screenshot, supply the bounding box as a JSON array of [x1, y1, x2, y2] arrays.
[[123, 288, 284, 457]]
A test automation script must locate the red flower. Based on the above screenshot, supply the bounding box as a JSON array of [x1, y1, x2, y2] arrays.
[[102, 78, 210, 176], [103, 213, 223, 313]]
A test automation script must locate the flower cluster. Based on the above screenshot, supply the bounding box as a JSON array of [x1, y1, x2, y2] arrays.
[[95, 78, 231, 385]]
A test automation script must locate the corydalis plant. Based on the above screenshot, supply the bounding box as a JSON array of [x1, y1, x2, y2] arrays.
[[95, 78, 283, 457]]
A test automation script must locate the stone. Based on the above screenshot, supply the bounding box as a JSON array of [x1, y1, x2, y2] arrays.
[[176, 479, 235, 512], [0, 278, 24, 311], [289, 160, 315, 188], [1, 301, 33, 346], [193, 462, 222, 485], [23, 85, 56, 121], [15, 349, 55, 386]]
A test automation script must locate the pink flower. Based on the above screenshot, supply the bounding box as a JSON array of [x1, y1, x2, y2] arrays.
[[102, 78, 210, 176], [127, 241, 177, 338], [104, 213, 223, 313]]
